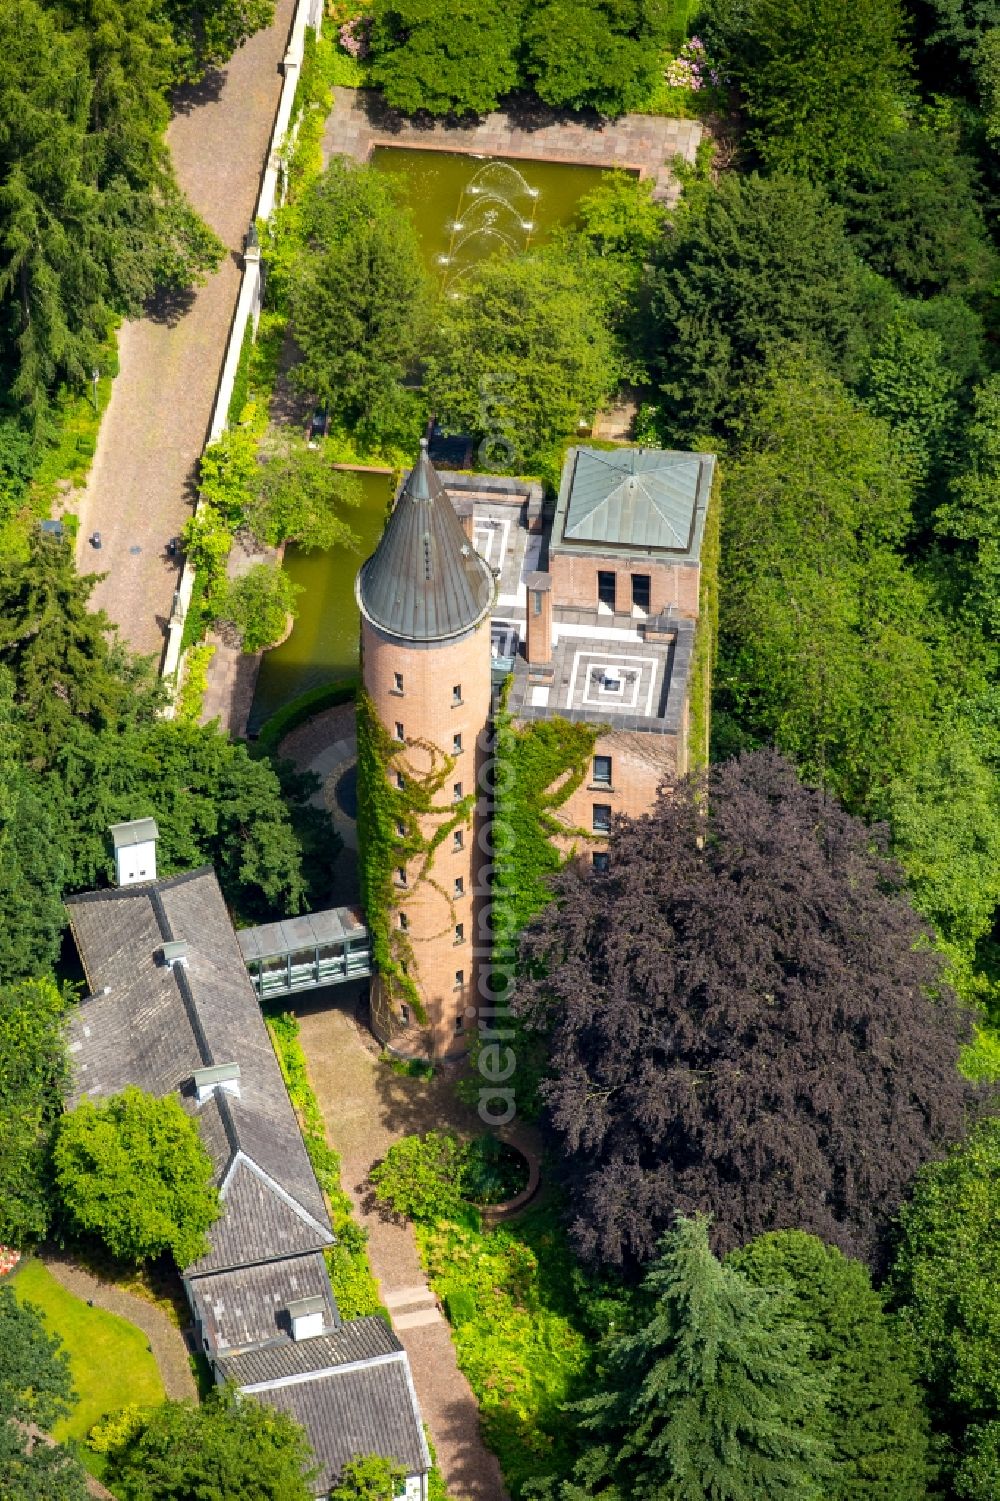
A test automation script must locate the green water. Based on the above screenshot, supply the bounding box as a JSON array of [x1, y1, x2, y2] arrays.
[[248, 468, 394, 733], [249, 149, 609, 730], [371, 148, 611, 284]]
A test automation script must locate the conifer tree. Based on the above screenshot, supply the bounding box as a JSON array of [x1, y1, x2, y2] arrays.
[[561, 1218, 832, 1501]]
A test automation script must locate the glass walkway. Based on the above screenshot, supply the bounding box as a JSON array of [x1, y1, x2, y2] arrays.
[[236, 906, 372, 1001]]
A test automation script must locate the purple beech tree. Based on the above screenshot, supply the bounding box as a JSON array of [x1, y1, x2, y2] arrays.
[[514, 749, 983, 1271]]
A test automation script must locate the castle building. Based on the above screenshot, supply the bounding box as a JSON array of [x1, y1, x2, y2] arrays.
[[356, 440, 717, 1060]]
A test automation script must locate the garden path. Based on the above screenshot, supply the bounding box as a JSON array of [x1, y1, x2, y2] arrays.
[[296, 997, 525, 1501], [324, 88, 702, 203], [42, 1252, 197, 1403], [73, 0, 297, 665]]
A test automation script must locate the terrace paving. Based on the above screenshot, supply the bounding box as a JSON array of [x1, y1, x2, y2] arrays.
[[324, 88, 703, 202]]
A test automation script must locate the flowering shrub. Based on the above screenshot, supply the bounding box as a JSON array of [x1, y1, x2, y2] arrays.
[[338, 15, 370, 58], [664, 36, 721, 91], [0, 1246, 20, 1277]]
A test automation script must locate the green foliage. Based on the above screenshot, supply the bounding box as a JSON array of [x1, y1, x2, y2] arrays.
[[330, 1455, 408, 1501], [0, 976, 71, 1247], [555, 1217, 832, 1500], [648, 173, 876, 438], [356, 688, 476, 1023], [961, 1027, 1000, 1081], [103, 1387, 315, 1501], [889, 1118, 1000, 1495], [156, 0, 275, 84], [290, 160, 429, 430], [836, 125, 996, 298], [53, 1086, 221, 1267], [935, 374, 1000, 638], [925, 0, 1000, 60], [859, 313, 959, 488], [266, 1011, 384, 1318], [253, 674, 358, 755], [707, 0, 910, 184], [0, 1281, 75, 1428], [523, 0, 668, 116], [367, 0, 521, 115], [729, 1232, 933, 1500], [717, 356, 945, 815], [174, 642, 215, 724], [371, 1132, 470, 1222], [246, 440, 362, 551], [417, 1202, 591, 1493], [977, 29, 1000, 143], [214, 563, 302, 654], [0, 1283, 90, 1501], [0, 669, 67, 981], [426, 249, 616, 472]]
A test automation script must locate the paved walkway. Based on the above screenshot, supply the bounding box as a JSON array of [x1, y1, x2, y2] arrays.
[[296, 1000, 514, 1501], [74, 0, 297, 665], [325, 89, 702, 202], [43, 1251, 197, 1402]]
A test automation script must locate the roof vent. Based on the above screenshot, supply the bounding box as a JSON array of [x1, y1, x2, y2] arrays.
[[160, 940, 189, 969], [109, 819, 158, 887], [288, 1296, 326, 1341], [192, 1061, 241, 1105]]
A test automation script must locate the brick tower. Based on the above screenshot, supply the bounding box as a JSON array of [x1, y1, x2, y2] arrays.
[[356, 442, 495, 1059]]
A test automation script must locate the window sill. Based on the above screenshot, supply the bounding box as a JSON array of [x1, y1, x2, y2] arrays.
[[588, 783, 614, 793]]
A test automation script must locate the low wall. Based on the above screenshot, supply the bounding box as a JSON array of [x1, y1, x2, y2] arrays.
[[161, 0, 323, 698]]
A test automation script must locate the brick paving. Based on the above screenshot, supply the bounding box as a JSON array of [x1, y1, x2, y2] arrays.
[[74, 0, 297, 664], [42, 1250, 197, 1403], [325, 89, 702, 202]]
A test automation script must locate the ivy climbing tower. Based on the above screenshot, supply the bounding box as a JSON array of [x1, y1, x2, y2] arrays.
[[355, 441, 496, 1059]]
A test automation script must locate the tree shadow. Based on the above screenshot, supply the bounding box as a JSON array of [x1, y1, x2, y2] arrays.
[[171, 68, 228, 116], [144, 284, 198, 328]]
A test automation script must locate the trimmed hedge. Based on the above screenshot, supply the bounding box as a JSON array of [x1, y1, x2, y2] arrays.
[[252, 675, 358, 753]]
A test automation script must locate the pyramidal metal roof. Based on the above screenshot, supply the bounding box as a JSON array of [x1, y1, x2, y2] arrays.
[[356, 443, 494, 642], [563, 448, 704, 551]]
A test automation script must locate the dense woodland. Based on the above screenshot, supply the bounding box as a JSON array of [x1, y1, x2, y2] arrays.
[[3, 0, 1000, 1497]]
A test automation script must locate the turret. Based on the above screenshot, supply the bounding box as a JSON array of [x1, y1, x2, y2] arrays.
[[356, 443, 495, 1058]]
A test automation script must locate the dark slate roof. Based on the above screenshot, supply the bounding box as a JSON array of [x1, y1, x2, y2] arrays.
[[356, 441, 494, 642], [65, 870, 333, 1274], [242, 1351, 431, 1489], [188, 1252, 338, 1355], [216, 1315, 401, 1387], [553, 446, 715, 560]]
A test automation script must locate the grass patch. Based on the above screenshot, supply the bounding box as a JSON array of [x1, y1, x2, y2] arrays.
[[29, 332, 119, 514], [266, 1009, 385, 1320], [252, 674, 358, 752], [12, 1258, 165, 1459]]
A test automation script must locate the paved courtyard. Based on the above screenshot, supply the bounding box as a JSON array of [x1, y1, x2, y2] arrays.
[[74, 0, 296, 663]]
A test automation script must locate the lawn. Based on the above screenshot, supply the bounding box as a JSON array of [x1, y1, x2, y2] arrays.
[[12, 1258, 166, 1452]]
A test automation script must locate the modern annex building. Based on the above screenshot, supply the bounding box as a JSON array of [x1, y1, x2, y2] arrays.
[[66, 852, 430, 1501], [356, 440, 717, 1060]]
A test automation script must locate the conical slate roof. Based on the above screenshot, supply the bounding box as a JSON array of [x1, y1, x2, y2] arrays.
[[356, 443, 494, 642]]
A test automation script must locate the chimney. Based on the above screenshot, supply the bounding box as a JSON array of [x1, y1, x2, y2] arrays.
[[192, 1062, 241, 1105], [109, 819, 159, 887], [288, 1296, 326, 1341], [453, 496, 475, 545], [525, 571, 552, 671], [160, 940, 189, 970]]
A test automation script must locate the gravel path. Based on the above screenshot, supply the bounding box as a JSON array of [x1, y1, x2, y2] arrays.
[[43, 1251, 197, 1403], [75, 0, 297, 664]]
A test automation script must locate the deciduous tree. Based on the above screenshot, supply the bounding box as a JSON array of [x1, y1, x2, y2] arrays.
[[0, 1285, 89, 1501], [424, 249, 615, 471], [247, 440, 362, 551], [514, 751, 980, 1270], [104, 1388, 315, 1501], [367, 0, 521, 116], [523, 0, 667, 116], [54, 1086, 221, 1267]]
